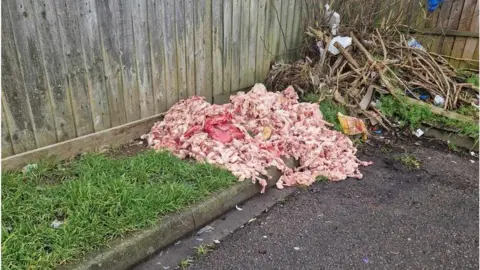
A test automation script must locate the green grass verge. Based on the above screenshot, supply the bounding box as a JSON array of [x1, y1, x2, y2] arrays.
[[378, 95, 479, 140], [2, 151, 237, 269]]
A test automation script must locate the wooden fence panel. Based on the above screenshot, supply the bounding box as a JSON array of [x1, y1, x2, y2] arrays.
[[212, 0, 224, 96], [184, 0, 196, 98], [1, 107, 14, 157], [231, 0, 241, 92], [176, 0, 188, 101], [96, 0, 127, 127], [148, 0, 167, 114], [1, 6, 37, 153], [223, 0, 233, 93], [7, 0, 58, 147], [163, 0, 179, 108], [33, 0, 77, 141], [1, 0, 307, 158]]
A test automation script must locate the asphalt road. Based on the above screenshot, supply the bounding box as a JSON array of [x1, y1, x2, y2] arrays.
[[190, 140, 479, 270]]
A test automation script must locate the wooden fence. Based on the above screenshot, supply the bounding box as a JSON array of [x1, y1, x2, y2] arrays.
[[409, 0, 479, 69], [1, 0, 304, 158]]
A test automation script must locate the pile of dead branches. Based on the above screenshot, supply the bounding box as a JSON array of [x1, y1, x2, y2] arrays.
[[265, 27, 478, 128]]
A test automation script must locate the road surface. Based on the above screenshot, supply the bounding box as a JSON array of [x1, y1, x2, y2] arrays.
[[190, 140, 479, 269]]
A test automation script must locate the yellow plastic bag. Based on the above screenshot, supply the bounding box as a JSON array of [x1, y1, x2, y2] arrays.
[[337, 112, 368, 141]]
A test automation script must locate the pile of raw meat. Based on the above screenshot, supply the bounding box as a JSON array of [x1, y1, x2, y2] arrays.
[[143, 84, 371, 193]]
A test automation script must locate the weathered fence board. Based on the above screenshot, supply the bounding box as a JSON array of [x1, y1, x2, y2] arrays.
[[8, 0, 58, 147], [1, 107, 14, 157], [119, 0, 141, 123], [33, 0, 77, 141], [247, 0, 258, 87], [132, 0, 155, 118], [239, 0, 250, 89], [2, 2, 37, 154], [255, 0, 267, 82], [148, 0, 167, 114], [184, 0, 196, 98], [96, 0, 127, 127], [163, 0, 179, 108], [2, 0, 304, 159], [223, 0, 233, 94], [176, 0, 188, 101], [212, 0, 224, 96], [231, 0, 241, 92]]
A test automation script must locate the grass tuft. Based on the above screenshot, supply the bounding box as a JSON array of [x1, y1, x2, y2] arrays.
[[397, 154, 421, 169], [2, 151, 236, 269], [302, 94, 347, 131]]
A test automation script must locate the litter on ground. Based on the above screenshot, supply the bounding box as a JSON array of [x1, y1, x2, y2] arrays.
[[143, 84, 371, 193]]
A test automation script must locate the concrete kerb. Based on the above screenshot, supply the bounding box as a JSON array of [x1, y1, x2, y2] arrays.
[[62, 158, 296, 270]]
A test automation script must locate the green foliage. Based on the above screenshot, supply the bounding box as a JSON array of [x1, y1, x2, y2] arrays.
[[2, 151, 236, 269], [378, 95, 479, 140], [467, 74, 479, 87], [303, 94, 347, 131], [397, 154, 421, 169]]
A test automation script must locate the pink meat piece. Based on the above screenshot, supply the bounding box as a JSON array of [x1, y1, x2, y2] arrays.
[[143, 83, 372, 193]]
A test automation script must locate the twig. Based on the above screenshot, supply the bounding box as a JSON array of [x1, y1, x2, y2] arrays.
[[375, 28, 387, 60], [334, 42, 360, 68]]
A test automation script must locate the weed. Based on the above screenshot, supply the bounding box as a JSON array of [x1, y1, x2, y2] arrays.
[[457, 105, 479, 119], [2, 151, 236, 269], [179, 258, 194, 269], [380, 146, 392, 153], [447, 141, 459, 152], [397, 154, 421, 169], [302, 94, 347, 131], [195, 244, 215, 257], [315, 175, 329, 183], [467, 74, 479, 87], [378, 95, 479, 140]]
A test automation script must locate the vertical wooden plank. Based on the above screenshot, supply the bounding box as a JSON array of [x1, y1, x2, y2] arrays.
[[436, 0, 454, 53], [292, 0, 303, 60], [131, 0, 155, 118], [270, 0, 282, 58], [162, 0, 179, 108], [471, 43, 479, 70], [223, 0, 233, 93], [148, 0, 167, 113], [7, 0, 57, 147], [118, 0, 141, 123], [184, 0, 196, 98], [285, 0, 296, 60], [95, 0, 127, 126], [194, 0, 206, 97], [239, 0, 250, 88], [31, 0, 77, 142], [1, 5, 36, 153], [231, 0, 241, 92], [262, 0, 274, 81], [1, 106, 14, 157], [443, 0, 466, 66], [212, 0, 224, 96], [77, 0, 111, 131], [175, 0, 188, 101], [204, 0, 213, 102], [277, 0, 289, 59], [247, 0, 258, 85], [460, 0, 479, 69], [255, 0, 267, 82], [266, 0, 282, 68]]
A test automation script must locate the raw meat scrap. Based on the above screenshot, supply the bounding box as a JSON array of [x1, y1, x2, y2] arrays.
[[143, 83, 372, 193]]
